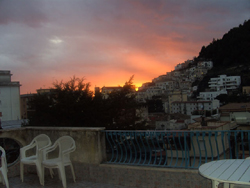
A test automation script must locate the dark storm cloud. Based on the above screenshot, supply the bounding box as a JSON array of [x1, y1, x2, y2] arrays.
[[0, 0, 48, 27]]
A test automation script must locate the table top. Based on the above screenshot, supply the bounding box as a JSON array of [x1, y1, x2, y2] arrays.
[[199, 159, 250, 185]]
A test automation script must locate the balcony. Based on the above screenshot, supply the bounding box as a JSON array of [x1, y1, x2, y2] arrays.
[[3, 127, 248, 187], [105, 130, 249, 169]]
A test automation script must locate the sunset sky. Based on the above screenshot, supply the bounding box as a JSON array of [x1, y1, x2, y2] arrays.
[[0, 0, 249, 94]]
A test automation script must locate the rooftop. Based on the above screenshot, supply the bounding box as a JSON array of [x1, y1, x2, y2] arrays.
[[219, 102, 250, 112]]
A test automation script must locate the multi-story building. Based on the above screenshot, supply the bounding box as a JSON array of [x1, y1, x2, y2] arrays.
[[178, 81, 192, 90], [174, 60, 193, 71], [20, 88, 55, 120], [0, 70, 21, 121], [36, 88, 55, 94], [20, 94, 35, 119], [152, 75, 168, 83], [144, 86, 163, 99], [195, 67, 208, 79], [197, 90, 228, 101], [163, 90, 188, 113], [187, 66, 197, 82], [197, 60, 213, 69], [138, 82, 154, 91], [101, 86, 122, 99], [208, 75, 241, 91], [155, 79, 177, 91], [197, 75, 241, 101], [171, 100, 220, 116]]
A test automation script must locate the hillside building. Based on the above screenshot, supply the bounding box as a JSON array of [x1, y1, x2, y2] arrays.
[[163, 90, 188, 113], [197, 60, 213, 69], [171, 100, 220, 116], [208, 75, 241, 91], [197, 90, 228, 101], [219, 103, 250, 128], [101, 86, 122, 99], [20, 93, 35, 119]]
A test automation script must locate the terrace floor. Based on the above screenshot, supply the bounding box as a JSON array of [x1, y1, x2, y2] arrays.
[[6, 174, 136, 188]]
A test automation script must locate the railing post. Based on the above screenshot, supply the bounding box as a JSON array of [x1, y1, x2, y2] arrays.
[[184, 132, 188, 168]]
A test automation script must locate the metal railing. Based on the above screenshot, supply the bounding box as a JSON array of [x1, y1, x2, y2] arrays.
[[105, 130, 250, 169]]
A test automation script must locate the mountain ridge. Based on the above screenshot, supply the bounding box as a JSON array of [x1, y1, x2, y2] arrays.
[[194, 19, 250, 92]]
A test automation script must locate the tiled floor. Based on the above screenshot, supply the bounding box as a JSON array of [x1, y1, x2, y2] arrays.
[[5, 174, 136, 188]]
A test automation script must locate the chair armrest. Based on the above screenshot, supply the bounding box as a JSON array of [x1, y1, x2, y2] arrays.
[[62, 145, 76, 155], [38, 143, 52, 158], [39, 144, 52, 151], [20, 142, 36, 159], [42, 144, 58, 160]]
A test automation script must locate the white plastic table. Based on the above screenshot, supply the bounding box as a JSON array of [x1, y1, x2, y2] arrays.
[[199, 159, 250, 188]]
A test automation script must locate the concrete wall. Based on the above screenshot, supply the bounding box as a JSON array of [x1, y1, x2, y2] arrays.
[[0, 127, 106, 177], [0, 127, 213, 188]]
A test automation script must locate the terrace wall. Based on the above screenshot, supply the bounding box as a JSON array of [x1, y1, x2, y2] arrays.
[[0, 127, 212, 188]]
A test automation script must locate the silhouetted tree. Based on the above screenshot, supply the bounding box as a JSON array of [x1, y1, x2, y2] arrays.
[[28, 76, 93, 127], [103, 76, 146, 130], [27, 76, 146, 130]]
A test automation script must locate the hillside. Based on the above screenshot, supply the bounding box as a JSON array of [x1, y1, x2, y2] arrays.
[[196, 19, 250, 92]]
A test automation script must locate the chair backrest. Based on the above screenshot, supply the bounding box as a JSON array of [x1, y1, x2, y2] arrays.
[[0, 146, 8, 170], [33, 134, 52, 153], [56, 136, 76, 159]]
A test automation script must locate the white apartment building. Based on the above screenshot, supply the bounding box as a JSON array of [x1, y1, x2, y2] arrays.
[[171, 100, 220, 116], [208, 75, 241, 91], [197, 90, 227, 101], [0, 70, 21, 121]]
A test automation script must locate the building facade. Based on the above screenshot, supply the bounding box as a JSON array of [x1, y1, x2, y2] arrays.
[[20, 94, 35, 119], [0, 70, 21, 121], [171, 100, 220, 116], [208, 75, 241, 91], [197, 90, 228, 101], [101, 86, 122, 99]]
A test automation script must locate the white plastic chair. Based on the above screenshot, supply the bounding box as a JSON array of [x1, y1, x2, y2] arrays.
[[20, 134, 52, 185], [41, 136, 76, 188], [0, 147, 9, 188]]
